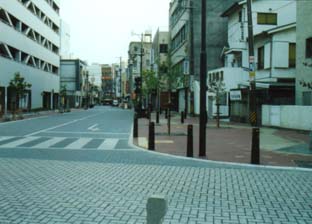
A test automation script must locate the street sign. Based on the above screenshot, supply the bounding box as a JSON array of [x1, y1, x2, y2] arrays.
[[230, 90, 242, 101], [183, 60, 189, 75]]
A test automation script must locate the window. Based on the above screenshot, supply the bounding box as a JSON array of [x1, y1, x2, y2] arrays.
[[219, 93, 227, 106], [238, 11, 242, 22], [289, 43, 296, 68], [306, 37, 312, 58], [302, 92, 312, 106], [257, 13, 277, 25], [159, 44, 168, 53], [258, 46, 264, 70]]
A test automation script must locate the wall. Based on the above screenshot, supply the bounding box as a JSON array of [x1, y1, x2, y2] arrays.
[[262, 105, 312, 130], [296, 1, 312, 105]]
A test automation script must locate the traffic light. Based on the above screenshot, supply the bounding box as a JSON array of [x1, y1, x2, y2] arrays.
[[134, 77, 142, 94]]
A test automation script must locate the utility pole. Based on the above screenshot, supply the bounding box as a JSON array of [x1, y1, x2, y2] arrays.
[[139, 34, 144, 115], [189, 0, 194, 116], [119, 57, 122, 100], [247, 0, 257, 126], [199, 0, 207, 157]]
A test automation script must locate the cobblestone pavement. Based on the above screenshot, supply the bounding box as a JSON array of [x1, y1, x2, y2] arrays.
[[0, 107, 312, 223]]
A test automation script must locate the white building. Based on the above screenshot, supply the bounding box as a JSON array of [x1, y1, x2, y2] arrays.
[[87, 63, 102, 88], [205, 0, 297, 120], [0, 0, 61, 114]]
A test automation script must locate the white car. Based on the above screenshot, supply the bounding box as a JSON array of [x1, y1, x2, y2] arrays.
[[112, 100, 119, 106]]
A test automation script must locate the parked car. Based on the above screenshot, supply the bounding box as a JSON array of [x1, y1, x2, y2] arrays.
[[112, 99, 119, 107], [103, 99, 112, 105]]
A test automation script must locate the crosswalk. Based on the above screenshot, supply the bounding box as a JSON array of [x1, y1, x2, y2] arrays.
[[0, 136, 129, 150]]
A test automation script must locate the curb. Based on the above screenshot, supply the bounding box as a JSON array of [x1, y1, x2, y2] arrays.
[[128, 125, 312, 172]]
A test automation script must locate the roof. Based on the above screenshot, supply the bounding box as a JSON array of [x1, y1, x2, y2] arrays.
[[221, 1, 245, 17], [254, 22, 296, 38]]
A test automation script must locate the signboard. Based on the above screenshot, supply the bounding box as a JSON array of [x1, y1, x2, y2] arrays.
[[183, 60, 189, 75], [230, 90, 242, 101]]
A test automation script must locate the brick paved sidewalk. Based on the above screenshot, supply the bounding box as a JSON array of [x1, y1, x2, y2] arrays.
[[134, 112, 312, 168]]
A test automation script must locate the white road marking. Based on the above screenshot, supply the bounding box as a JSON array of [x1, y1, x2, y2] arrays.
[[44, 131, 129, 136], [98, 138, 119, 150], [88, 124, 99, 132], [0, 137, 40, 148], [64, 138, 93, 150], [25, 113, 101, 137], [32, 137, 66, 148], [0, 136, 14, 142]]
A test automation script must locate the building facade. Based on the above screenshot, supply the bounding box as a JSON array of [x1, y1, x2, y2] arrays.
[[60, 59, 88, 108], [0, 0, 61, 114], [151, 29, 169, 110], [296, 0, 312, 105], [169, 0, 237, 115], [128, 37, 152, 103]]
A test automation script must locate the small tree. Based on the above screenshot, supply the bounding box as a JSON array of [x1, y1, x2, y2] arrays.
[[208, 80, 226, 128], [59, 84, 67, 111], [9, 72, 32, 117]]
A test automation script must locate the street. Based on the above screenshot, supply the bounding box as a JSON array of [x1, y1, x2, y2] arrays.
[[0, 106, 311, 224]]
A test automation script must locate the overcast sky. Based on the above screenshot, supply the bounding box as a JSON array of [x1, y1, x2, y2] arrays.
[[60, 0, 170, 65]]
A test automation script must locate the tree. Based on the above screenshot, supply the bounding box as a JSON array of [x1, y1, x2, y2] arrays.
[[59, 84, 67, 111], [208, 80, 226, 128], [9, 72, 31, 117], [159, 56, 181, 135]]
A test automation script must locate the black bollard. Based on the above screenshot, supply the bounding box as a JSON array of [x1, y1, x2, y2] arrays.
[[165, 109, 168, 119], [309, 131, 312, 150], [156, 111, 160, 124], [133, 113, 138, 138], [181, 111, 184, 124], [148, 122, 155, 151], [251, 127, 260, 164], [187, 125, 193, 157]]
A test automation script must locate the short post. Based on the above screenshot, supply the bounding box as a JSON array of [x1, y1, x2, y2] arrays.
[[148, 122, 155, 151], [133, 113, 138, 138], [181, 111, 184, 124], [187, 124, 193, 157], [251, 127, 260, 164], [309, 130, 312, 150], [156, 111, 159, 124], [146, 195, 167, 224]]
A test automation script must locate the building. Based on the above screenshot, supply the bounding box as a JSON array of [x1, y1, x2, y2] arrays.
[[169, 0, 237, 115], [218, 0, 297, 123], [151, 28, 169, 110], [128, 35, 152, 105], [60, 59, 88, 108], [101, 64, 113, 99], [0, 0, 61, 114], [296, 1, 312, 105]]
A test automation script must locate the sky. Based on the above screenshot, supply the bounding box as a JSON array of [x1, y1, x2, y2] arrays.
[[60, 0, 170, 65]]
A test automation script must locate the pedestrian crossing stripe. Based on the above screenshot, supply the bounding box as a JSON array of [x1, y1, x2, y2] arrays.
[[0, 136, 128, 150]]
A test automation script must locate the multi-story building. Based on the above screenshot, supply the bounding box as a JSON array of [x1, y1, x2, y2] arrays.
[[169, 0, 237, 115], [217, 0, 297, 123], [151, 28, 169, 110], [296, 0, 312, 105], [0, 0, 61, 114], [60, 59, 88, 108], [128, 35, 152, 104], [101, 64, 113, 98]]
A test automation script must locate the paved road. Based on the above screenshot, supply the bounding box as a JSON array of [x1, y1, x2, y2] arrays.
[[0, 107, 311, 224]]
